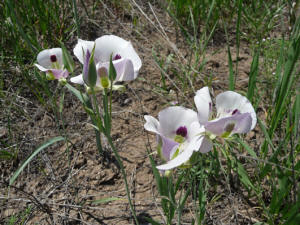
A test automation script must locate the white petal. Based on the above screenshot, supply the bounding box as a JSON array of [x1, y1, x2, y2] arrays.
[[144, 115, 160, 134], [205, 113, 252, 136], [158, 106, 198, 139], [95, 35, 142, 77], [73, 39, 95, 64], [216, 91, 256, 130], [52, 69, 69, 79], [95, 35, 129, 62], [95, 58, 135, 82], [70, 74, 84, 84], [156, 136, 204, 170], [161, 136, 179, 161], [232, 113, 253, 134], [187, 121, 205, 141], [35, 63, 48, 72], [35, 64, 68, 79], [199, 137, 213, 153], [194, 87, 212, 124], [37, 48, 63, 69], [114, 58, 135, 81], [118, 41, 142, 78]]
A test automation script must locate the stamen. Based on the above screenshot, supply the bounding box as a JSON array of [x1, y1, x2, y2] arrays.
[[50, 55, 57, 62], [176, 126, 187, 137], [113, 54, 122, 60]]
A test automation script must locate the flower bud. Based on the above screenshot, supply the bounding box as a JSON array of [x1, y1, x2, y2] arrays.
[[83, 48, 97, 88]]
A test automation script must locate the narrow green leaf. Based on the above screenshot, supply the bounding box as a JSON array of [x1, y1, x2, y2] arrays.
[[72, 0, 80, 37], [292, 94, 300, 138], [270, 36, 300, 135], [65, 83, 89, 104], [59, 90, 65, 114], [10, 136, 65, 185], [236, 161, 256, 192], [258, 118, 275, 157], [228, 45, 234, 90], [179, 187, 191, 208], [147, 149, 162, 194], [86, 123, 99, 131], [0, 150, 14, 160], [269, 177, 287, 214], [236, 137, 257, 158], [247, 49, 260, 101], [272, 38, 285, 104], [204, 0, 216, 28], [5, 0, 38, 53], [175, 172, 185, 193], [235, 0, 242, 81]]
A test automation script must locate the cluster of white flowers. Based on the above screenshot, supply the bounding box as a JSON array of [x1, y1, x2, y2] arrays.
[[35, 35, 256, 173], [35, 35, 142, 90], [144, 87, 257, 171]]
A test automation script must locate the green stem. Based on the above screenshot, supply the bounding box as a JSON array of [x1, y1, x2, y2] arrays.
[[90, 88, 104, 156], [103, 89, 111, 135]]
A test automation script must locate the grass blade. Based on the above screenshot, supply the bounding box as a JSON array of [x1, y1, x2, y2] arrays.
[[270, 36, 300, 135], [247, 49, 260, 102], [72, 0, 80, 37], [228, 45, 234, 90], [9, 136, 65, 185], [235, 0, 242, 80], [235, 137, 258, 158]]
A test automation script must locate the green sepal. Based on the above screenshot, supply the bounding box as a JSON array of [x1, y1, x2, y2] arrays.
[[88, 45, 97, 88], [109, 54, 117, 81]]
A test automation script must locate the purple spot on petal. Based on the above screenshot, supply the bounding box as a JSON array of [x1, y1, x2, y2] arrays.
[[225, 123, 235, 133], [232, 109, 239, 115], [209, 102, 212, 110], [176, 126, 187, 137], [50, 55, 57, 62], [113, 54, 122, 61]]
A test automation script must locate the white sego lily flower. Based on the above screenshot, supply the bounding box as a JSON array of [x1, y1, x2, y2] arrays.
[[194, 86, 257, 143], [144, 106, 211, 171], [70, 35, 142, 90], [35, 48, 69, 80]]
